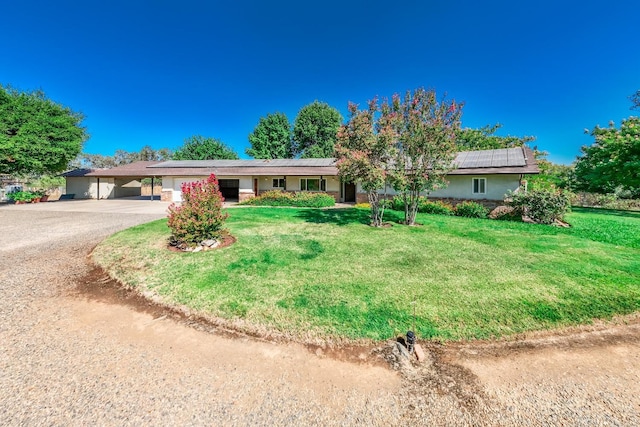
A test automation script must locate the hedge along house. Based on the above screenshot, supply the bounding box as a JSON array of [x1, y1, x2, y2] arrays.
[[61, 147, 538, 205]]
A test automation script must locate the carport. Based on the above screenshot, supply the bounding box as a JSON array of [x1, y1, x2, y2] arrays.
[[63, 162, 164, 200]]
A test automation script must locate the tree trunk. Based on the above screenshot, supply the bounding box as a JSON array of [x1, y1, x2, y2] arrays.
[[367, 191, 384, 227]]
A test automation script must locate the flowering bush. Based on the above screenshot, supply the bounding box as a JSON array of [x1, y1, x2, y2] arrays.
[[454, 201, 489, 218], [239, 190, 335, 208], [506, 187, 570, 224], [167, 174, 228, 247]]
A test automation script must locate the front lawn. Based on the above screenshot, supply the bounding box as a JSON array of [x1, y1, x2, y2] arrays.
[[92, 207, 640, 341]]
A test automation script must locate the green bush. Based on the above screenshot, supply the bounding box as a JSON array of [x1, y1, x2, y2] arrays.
[[418, 199, 454, 215], [6, 191, 38, 202], [572, 192, 640, 211], [385, 196, 455, 215], [507, 188, 571, 224], [454, 201, 489, 218], [240, 190, 335, 208], [167, 174, 229, 247]]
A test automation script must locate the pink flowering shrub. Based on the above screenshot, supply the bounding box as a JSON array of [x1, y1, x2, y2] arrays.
[[167, 174, 229, 246]]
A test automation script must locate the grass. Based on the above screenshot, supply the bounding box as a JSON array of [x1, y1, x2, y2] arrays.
[[92, 206, 640, 342]]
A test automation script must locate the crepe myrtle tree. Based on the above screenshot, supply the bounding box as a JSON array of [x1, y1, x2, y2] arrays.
[[388, 88, 464, 225], [336, 98, 397, 227]]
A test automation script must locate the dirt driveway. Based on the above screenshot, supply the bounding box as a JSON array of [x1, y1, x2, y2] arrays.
[[1, 203, 639, 425]]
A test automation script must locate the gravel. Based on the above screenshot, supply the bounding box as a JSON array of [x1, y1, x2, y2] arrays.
[[1, 206, 638, 426]]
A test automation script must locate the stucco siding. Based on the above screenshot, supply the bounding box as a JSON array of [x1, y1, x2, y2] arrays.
[[358, 174, 521, 201], [430, 175, 520, 200], [66, 177, 115, 199]]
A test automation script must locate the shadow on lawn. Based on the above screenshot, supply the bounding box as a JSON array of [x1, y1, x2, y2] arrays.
[[295, 208, 372, 226], [296, 207, 405, 226], [571, 206, 640, 219]]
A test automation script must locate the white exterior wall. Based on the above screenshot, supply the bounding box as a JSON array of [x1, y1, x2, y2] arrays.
[[284, 176, 340, 192], [430, 175, 520, 200], [66, 177, 115, 199], [360, 174, 521, 201]]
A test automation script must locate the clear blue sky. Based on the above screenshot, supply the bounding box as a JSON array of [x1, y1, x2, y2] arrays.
[[2, 1, 638, 165]]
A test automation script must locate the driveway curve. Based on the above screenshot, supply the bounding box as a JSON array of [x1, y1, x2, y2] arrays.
[[1, 201, 639, 426]]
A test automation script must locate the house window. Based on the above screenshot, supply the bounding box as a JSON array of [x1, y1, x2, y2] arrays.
[[272, 178, 286, 188], [472, 178, 486, 194], [300, 178, 326, 191]]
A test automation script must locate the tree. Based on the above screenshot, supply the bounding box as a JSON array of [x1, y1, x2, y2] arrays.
[[388, 88, 464, 225], [455, 123, 535, 151], [246, 112, 293, 159], [630, 90, 640, 110], [0, 85, 87, 175], [293, 101, 343, 158], [336, 98, 397, 227], [574, 116, 640, 195], [172, 135, 238, 160], [79, 145, 171, 168]]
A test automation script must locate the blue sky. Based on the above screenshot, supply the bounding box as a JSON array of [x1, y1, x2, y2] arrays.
[[2, 1, 638, 165]]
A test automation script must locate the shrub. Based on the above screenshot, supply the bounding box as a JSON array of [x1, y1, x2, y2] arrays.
[[418, 199, 454, 215], [354, 202, 371, 209], [454, 201, 489, 218], [240, 190, 335, 208], [6, 191, 38, 202], [571, 192, 640, 211], [167, 174, 229, 247], [506, 187, 571, 224]]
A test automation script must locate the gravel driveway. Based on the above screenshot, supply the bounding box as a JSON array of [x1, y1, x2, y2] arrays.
[[1, 203, 639, 426]]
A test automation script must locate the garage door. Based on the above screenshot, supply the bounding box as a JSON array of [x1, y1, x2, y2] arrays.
[[218, 179, 240, 201]]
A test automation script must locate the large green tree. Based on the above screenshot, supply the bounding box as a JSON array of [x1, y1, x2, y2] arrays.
[[336, 98, 397, 227], [172, 135, 238, 160], [80, 145, 171, 168], [0, 85, 87, 175], [455, 123, 535, 151], [293, 101, 343, 158], [246, 112, 293, 159], [389, 88, 464, 225], [574, 116, 640, 195]]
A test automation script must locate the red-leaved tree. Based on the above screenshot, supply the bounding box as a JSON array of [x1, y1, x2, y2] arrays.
[[167, 174, 228, 247], [389, 88, 464, 225], [336, 98, 397, 226]]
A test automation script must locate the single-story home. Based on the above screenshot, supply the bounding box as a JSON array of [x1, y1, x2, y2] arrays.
[[62, 147, 539, 206]]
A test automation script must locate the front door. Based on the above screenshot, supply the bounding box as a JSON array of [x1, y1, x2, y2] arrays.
[[253, 178, 258, 196], [344, 183, 356, 203]]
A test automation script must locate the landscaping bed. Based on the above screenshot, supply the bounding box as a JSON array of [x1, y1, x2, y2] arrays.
[[92, 207, 640, 342]]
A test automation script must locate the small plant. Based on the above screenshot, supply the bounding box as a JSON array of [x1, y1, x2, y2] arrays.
[[167, 174, 229, 247], [240, 190, 335, 208], [6, 190, 38, 203], [454, 201, 489, 218], [506, 187, 571, 224]]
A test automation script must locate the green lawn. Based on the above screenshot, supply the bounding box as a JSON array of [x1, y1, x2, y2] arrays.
[[92, 206, 640, 342]]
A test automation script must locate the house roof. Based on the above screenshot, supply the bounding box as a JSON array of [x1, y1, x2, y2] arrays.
[[449, 146, 539, 175], [80, 147, 538, 178], [60, 168, 96, 177]]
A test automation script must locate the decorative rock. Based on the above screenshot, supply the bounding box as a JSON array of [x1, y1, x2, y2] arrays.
[[395, 341, 411, 360], [201, 239, 218, 247], [192, 246, 203, 252], [414, 343, 426, 362]]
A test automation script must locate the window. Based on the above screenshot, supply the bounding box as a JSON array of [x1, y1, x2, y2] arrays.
[[272, 178, 286, 188], [472, 178, 486, 194], [300, 178, 326, 191]]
